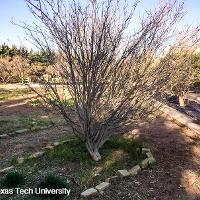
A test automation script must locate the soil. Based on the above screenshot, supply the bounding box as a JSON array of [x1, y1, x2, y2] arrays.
[[92, 117, 200, 200], [0, 95, 72, 168], [0, 125, 72, 168], [0, 92, 200, 199]]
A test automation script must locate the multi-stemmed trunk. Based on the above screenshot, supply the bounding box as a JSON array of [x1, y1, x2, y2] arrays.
[[85, 140, 102, 161]]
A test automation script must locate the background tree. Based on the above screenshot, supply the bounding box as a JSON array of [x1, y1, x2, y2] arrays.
[[23, 0, 194, 161], [191, 52, 200, 91], [161, 28, 200, 107]]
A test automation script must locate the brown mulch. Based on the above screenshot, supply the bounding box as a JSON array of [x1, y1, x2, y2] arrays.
[[0, 94, 200, 199], [0, 95, 72, 168], [92, 118, 200, 200], [0, 125, 72, 168], [0, 95, 54, 118]]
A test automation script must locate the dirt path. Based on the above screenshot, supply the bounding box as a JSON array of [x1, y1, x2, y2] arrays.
[[93, 117, 200, 200], [0, 125, 72, 168]]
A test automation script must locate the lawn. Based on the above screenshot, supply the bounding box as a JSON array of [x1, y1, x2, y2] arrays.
[[0, 88, 32, 101], [0, 116, 53, 135]]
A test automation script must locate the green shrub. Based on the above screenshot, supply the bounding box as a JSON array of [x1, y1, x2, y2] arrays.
[[1, 171, 24, 187], [37, 173, 68, 199]]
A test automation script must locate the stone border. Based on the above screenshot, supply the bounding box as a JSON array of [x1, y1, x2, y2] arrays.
[[158, 102, 200, 135], [80, 148, 156, 198], [0, 125, 53, 139], [0, 138, 76, 173], [0, 139, 156, 199]]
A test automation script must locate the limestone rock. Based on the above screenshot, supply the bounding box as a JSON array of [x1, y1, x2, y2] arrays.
[[44, 145, 54, 150], [0, 166, 14, 173], [81, 188, 98, 198], [53, 142, 60, 146], [95, 182, 110, 192], [105, 175, 118, 183], [129, 165, 141, 175], [17, 157, 25, 164], [148, 157, 156, 165], [117, 169, 130, 177], [0, 134, 8, 138], [141, 157, 156, 169], [142, 148, 150, 154], [15, 129, 29, 134], [30, 151, 44, 159], [146, 152, 153, 158], [141, 158, 149, 169], [31, 126, 40, 131]]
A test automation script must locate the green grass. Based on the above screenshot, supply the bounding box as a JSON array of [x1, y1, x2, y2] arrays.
[[37, 173, 69, 199], [30, 98, 75, 108], [0, 116, 52, 135], [5, 137, 146, 199], [1, 170, 25, 188], [0, 88, 32, 101], [49, 98, 75, 107]]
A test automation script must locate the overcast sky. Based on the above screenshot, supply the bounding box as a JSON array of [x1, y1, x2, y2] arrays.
[[0, 0, 200, 49]]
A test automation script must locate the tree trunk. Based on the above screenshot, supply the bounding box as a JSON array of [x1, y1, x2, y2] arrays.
[[179, 95, 186, 107], [86, 141, 101, 161]]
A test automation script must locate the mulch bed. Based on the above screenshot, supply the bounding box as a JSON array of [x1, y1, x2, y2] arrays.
[[92, 117, 200, 200]]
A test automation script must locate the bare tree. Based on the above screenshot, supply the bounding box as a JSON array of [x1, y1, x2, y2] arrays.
[[22, 0, 187, 161], [0, 55, 30, 83]]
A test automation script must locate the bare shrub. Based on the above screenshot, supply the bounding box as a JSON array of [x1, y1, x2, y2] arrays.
[[22, 0, 193, 160]]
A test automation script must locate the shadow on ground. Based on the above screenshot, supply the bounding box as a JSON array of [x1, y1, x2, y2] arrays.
[[93, 117, 200, 200]]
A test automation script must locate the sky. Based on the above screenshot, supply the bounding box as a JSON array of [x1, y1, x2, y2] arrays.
[[0, 0, 200, 49]]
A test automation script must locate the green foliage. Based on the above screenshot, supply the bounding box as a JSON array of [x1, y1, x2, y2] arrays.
[[48, 139, 93, 165], [46, 137, 145, 187], [1, 171, 24, 187], [191, 52, 200, 90], [0, 88, 31, 101], [0, 43, 55, 64], [37, 173, 68, 199], [102, 137, 144, 160], [0, 116, 52, 135], [49, 98, 75, 108]]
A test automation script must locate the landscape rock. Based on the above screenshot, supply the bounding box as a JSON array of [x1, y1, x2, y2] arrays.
[[81, 188, 98, 198], [29, 151, 44, 159], [0, 166, 14, 173], [40, 126, 49, 130], [44, 145, 54, 150], [141, 157, 156, 169], [0, 134, 8, 138], [31, 126, 41, 131], [142, 148, 150, 154], [8, 132, 16, 136], [17, 157, 25, 164], [141, 158, 149, 169], [31, 121, 37, 125], [129, 165, 141, 175], [148, 157, 156, 165], [95, 182, 110, 192], [117, 169, 130, 177], [105, 175, 118, 183], [53, 142, 60, 146], [15, 129, 29, 134], [146, 151, 153, 158]]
